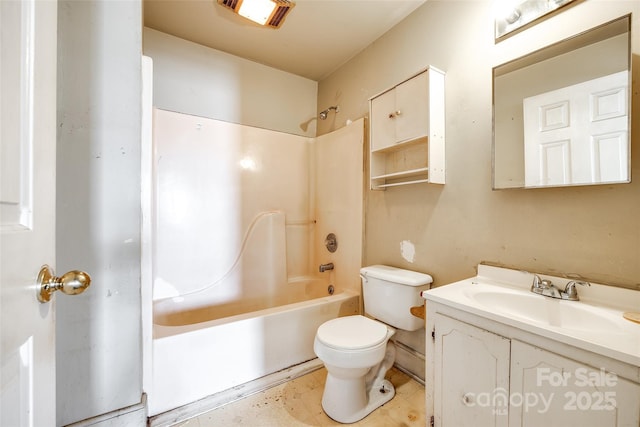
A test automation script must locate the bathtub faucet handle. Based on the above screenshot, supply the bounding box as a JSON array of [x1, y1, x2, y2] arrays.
[[319, 263, 334, 273]]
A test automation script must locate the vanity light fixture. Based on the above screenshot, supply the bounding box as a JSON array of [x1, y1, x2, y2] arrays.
[[503, 7, 521, 24], [493, 0, 522, 25], [217, 0, 296, 29]]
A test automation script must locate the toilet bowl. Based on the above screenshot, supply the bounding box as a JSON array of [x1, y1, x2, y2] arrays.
[[314, 315, 396, 423], [314, 265, 433, 423]]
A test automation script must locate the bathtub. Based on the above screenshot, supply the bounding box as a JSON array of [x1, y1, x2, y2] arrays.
[[148, 288, 359, 416]]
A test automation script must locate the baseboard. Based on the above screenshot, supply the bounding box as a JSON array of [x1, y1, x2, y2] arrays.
[[65, 394, 147, 427], [393, 339, 425, 385]]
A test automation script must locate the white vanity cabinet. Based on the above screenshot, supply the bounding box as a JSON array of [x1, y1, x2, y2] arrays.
[[426, 303, 640, 427], [369, 67, 445, 189]]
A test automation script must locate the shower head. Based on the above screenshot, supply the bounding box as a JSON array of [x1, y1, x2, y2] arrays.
[[319, 105, 339, 120]]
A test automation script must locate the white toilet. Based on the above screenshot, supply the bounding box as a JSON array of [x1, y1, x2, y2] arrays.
[[314, 265, 433, 423]]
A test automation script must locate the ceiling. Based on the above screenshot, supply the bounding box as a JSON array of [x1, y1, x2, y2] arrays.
[[143, 0, 426, 81]]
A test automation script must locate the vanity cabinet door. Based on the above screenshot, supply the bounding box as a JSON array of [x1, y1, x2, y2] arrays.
[[434, 314, 510, 427], [510, 340, 640, 427]]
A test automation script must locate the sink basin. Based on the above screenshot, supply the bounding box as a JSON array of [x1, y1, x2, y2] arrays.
[[462, 285, 624, 334]]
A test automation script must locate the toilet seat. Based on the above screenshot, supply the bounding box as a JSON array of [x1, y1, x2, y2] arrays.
[[316, 315, 388, 350]]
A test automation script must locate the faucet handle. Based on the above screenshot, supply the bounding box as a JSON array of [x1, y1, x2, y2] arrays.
[[532, 274, 552, 289], [532, 275, 542, 288], [563, 280, 591, 300]]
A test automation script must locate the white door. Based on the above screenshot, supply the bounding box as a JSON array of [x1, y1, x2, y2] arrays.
[[1, 1, 58, 425], [523, 71, 628, 187]]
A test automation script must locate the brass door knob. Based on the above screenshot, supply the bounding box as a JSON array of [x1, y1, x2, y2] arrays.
[[37, 265, 91, 303]]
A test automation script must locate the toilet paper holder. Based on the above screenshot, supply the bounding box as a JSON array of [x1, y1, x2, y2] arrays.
[[410, 304, 425, 320]]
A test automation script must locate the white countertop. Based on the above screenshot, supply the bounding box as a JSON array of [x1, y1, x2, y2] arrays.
[[423, 264, 640, 367]]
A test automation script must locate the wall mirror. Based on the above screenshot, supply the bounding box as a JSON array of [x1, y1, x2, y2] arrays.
[[492, 15, 631, 189]]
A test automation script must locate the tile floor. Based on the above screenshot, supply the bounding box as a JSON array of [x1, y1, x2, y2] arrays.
[[174, 367, 426, 426]]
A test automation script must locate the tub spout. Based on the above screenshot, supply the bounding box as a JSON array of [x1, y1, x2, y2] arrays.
[[319, 263, 334, 273]]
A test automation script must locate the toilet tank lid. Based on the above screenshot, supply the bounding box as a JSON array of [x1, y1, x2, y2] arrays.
[[360, 265, 433, 286]]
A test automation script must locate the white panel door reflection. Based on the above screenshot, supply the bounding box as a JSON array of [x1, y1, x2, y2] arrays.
[[523, 71, 628, 187]]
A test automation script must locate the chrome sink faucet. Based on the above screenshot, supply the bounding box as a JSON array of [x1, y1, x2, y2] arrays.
[[530, 274, 590, 301], [531, 274, 561, 298]]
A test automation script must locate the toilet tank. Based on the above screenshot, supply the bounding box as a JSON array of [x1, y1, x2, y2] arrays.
[[361, 265, 433, 331]]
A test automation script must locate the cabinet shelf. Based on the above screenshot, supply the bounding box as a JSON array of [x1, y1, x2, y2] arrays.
[[370, 136, 427, 154], [375, 179, 430, 188], [372, 167, 430, 188], [371, 167, 429, 181]]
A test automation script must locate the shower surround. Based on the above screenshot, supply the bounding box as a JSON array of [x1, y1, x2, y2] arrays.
[[143, 109, 364, 416]]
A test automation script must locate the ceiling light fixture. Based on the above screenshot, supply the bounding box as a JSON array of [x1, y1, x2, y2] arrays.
[[217, 0, 296, 29]]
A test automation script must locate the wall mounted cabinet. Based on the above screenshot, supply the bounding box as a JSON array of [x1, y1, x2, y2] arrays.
[[369, 67, 445, 189]]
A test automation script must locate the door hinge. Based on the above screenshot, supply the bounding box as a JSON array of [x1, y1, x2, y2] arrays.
[[430, 415, 435, 427], [431, 327, 435, 342]]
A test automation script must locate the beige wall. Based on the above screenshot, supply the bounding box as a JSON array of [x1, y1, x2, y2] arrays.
[[318, 0, 640, 290]]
